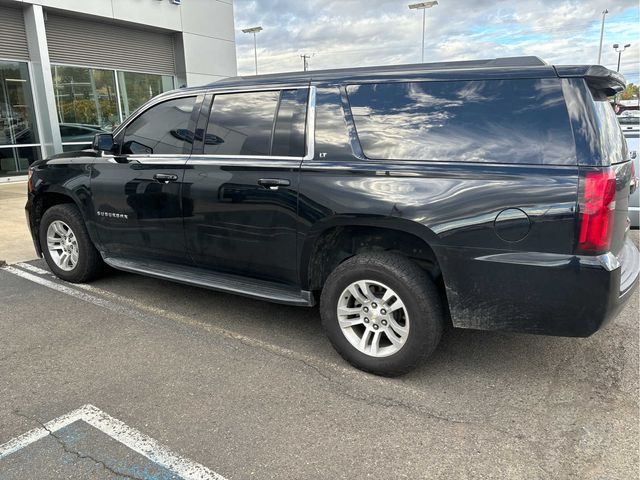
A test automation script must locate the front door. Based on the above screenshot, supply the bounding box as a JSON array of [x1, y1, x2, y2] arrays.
[[91, 95, 199, 263], [182, 87, 310, 285]]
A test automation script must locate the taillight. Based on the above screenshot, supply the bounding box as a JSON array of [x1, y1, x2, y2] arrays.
[[577, 169, 616, 254]]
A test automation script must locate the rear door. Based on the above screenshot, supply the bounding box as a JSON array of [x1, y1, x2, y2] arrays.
[[183, 87, 310, 285], [90, 95, 199, 263]]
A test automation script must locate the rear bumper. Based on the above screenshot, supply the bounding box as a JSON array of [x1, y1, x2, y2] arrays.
[[442, 236, 639, 337]]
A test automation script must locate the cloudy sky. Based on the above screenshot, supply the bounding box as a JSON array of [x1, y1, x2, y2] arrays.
[[232, 0, 639, 83]]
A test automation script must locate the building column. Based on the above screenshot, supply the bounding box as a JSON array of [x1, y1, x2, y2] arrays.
[[23, 4, 62, 157]]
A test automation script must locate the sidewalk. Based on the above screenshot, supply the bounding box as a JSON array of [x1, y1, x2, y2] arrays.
[[0, 181, 37, 265]]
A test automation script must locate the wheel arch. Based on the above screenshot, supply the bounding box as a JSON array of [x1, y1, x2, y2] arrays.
[[29, 189, 87, 257], [300, 216, 445, 293]]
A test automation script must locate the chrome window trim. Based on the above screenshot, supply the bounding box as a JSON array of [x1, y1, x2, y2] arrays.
[[113, 91, 207, 137], [303, 86, 316, 161], [113, 85, 317, 163], [98, 154, 190, 165], [187, 156, 302, 165]]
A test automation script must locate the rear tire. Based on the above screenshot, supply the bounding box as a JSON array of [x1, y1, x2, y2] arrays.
[[320, 252, 443, 377], [40, 204, 104, 283]]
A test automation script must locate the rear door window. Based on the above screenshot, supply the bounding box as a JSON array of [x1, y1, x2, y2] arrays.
[[204, 89, 307, 157], [271, 89, 308, 157], [346, 79, 576, 165]]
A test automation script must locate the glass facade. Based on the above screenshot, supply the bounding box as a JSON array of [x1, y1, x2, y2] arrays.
[[0, 61, 175, 175], [118, 71, 174, 118], [52, 66, 174, 152], [0, 60, 40, 177]]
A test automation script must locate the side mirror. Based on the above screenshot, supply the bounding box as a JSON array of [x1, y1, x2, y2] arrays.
[[93, 133, 114, 153]]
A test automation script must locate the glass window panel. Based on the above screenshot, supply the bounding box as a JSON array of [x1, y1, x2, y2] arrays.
[[347, 79, 576, 165], [592, 96, 627, 165], [0, 61, 39, 146], [118, 71, 175, 119], [52, 65, 118, 144], [314, 87, 353, 158], [205, 91, 279, 156], [0, 146, 40, 177], [271, 89, 308, 157], [121, 97, 195, 155]]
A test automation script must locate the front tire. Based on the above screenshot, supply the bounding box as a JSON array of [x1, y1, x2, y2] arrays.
[[320, 252, 443, 376], [40, 204, 104, 283]]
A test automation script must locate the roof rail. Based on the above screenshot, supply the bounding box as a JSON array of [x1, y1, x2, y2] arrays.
[[483, 56, 547, 67], [205, 56, 550, 86]]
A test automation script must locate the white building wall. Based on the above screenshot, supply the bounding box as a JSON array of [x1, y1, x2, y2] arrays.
[[180, 0, 237, 85]]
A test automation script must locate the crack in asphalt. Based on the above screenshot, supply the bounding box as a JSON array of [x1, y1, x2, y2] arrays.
[[233, 334, 530, 442], [11, 410, 144, 480]]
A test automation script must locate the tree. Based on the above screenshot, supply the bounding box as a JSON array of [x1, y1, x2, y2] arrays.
[[621, 83, 639, 100]]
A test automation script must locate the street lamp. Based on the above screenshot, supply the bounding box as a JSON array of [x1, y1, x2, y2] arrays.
[[613, 43, 631, 72], [597, 9, 608, 64], [408, 1, 438, 63], [242, 26, 263, 75]]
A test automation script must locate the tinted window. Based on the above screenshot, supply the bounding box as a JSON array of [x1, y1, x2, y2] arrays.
[[205, 91, 279, 156], [592, 97, 627, 164], [122, 97, 195, 155], [347, 79, 575, 165], [272, 89, 308, 156], [314, 87, 353, 159]]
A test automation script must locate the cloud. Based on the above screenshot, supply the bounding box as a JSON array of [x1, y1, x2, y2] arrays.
[[232, 0, 639, 83]]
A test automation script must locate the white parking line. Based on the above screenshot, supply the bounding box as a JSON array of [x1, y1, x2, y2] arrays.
[[3, 265, 156, 324], [15, 262, 49, 275], [4, 262, 440, 409], [8, 262, 354, 377], [0, 404, 226, 480]]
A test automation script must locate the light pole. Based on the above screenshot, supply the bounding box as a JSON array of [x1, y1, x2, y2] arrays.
[[613, 43, 631, 72], [242, 26, 263, 75], [408, 1, 438, 63], [597, 9, 608, 64]]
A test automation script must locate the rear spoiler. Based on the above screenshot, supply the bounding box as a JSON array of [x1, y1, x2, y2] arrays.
[[555, 65, 626, 96]]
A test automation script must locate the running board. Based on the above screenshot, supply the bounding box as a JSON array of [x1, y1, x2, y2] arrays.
[[102, 256, 315, 307]]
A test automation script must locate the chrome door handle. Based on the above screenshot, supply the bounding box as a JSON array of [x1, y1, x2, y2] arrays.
[[153, 173, 178, 183], [258, 178, 290, 190]]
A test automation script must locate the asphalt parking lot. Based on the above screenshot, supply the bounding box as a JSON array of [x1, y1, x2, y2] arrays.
[[0, 233, 639, 479]]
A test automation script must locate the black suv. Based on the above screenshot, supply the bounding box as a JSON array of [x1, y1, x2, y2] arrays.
[[26, 57, 639, 376]]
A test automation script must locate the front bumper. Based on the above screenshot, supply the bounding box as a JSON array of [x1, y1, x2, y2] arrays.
[[25, 194, 42, 258]]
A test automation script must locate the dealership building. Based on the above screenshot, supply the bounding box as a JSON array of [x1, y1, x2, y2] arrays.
[[0, 0, 237, 181]]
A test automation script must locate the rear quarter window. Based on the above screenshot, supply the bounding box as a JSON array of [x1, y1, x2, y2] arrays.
[[346, 79, 576, 165], [591, 96, 627, 164]]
